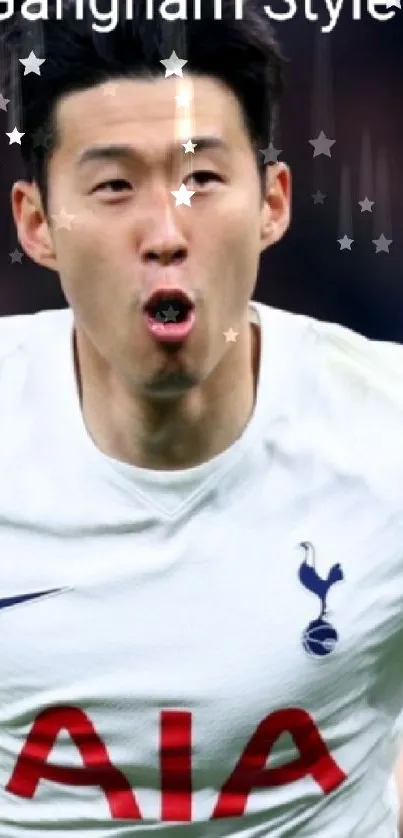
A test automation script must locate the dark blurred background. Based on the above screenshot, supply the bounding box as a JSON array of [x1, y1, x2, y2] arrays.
[[0, 7, 402, 341]]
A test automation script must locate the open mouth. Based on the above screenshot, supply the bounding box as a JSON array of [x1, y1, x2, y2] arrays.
[[144, 288, 194, 323], [146, 296, 193, 323], [143, 289, 196, 343]]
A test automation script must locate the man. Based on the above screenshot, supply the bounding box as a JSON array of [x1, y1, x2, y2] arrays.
[[1, 0, 403, 835]]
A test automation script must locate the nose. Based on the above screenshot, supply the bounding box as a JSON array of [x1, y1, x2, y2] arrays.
[[139, 187, 189, 267]]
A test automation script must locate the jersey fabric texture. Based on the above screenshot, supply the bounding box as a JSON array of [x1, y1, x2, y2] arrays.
[[1, 301, 403, 837]]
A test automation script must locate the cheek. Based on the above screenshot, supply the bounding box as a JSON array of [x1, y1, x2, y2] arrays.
[[55, 234, 89, 287], [55, 214, 116, 280], [211, 204, 262, 277], [53, 228, 112, 318], [212, 184, 262, 247]]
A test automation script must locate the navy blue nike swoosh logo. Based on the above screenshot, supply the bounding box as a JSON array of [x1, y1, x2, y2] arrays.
[[0, 588, 65, 610]]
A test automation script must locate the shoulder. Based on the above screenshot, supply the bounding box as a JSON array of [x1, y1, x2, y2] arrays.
[[0, 311, 37, 396], [294, 311, 403, 501], [306, 315, 403, 445], [0, 311, 36, 359], [257, 302, 403, 500], [0, 307, 70, 398], [261, 301, 403, 411], [309, 314, 403, 400], [0, 306, 70, 349], [256, 301, 403, 408]]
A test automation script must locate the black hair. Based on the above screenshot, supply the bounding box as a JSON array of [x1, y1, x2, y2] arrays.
[[2, 0, 288, 217]]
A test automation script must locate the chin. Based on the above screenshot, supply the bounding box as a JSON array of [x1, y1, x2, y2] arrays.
[[140, 368, 198, 400]]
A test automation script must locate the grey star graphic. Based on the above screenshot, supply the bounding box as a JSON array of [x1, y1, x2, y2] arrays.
[[312, 190, 326, 205], [19, 50, 45, 76], [358, 197, 375, 213], [9, 248, 23, 264], [309, 130, 336, 158], [0, 92, 10, 111], [161, 305, 180, 323], [259, 143, 282, 164], [338, 234, 354, 250], [31, 126, 52, 150], [160, 51, 188, 79], [373, 234, 392, 253], [6, 126, 25, 145]]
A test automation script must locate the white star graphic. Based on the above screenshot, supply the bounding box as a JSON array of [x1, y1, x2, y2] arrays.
[[358, 197, 375, 212], [373, 233, 392, 253], [19, 50, 45, 76], [51, 208, 76, 231], [171, 183, 195, 207], [6, 127, 25, 145], [385, 0, 400, 7], [337, 234, 354, 250], [160, 51, 188, 78], [224, 328, 239, 343], [182, 139, 197, 154], [309, 130, 336, 158]]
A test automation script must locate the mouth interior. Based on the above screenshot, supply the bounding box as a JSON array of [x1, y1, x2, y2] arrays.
[[146, 296, 193, 323]]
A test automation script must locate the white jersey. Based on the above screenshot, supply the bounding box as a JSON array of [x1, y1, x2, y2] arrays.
[[1, 300, 403, 837]]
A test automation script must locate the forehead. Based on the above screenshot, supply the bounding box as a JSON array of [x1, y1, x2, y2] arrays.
[[54, 75, 249, 163]]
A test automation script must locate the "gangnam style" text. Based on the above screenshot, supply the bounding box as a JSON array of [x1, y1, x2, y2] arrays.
[[0, 0, 398, 34]]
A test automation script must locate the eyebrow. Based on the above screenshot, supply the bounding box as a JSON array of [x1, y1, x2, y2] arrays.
[[76, 136, 230, 169]]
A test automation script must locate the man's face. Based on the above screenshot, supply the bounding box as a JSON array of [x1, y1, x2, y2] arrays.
[[13, 74, 291, 398]]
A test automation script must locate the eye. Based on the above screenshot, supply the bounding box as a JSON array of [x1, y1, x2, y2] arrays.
[[93, 179, 132, 193], [185, 171, 222, 187]]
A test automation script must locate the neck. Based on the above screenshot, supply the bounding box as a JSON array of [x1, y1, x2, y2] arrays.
[[73, 316, 260, 472]]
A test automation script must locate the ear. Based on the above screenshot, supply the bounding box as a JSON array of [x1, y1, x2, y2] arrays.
[[259, 162, 292, 251], [10, 179, 58, 271]]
